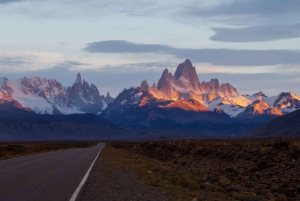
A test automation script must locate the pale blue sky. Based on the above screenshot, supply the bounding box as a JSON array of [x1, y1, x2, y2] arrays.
[[0, 0, 300, 96]]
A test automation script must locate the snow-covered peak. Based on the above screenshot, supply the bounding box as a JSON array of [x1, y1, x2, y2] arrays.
[[19, 76, 65, 99], [0, 74, 113, 115], [289, 92, 300, 100]]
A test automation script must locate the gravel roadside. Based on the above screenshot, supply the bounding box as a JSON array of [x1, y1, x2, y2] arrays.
[[80, 144, 172, 201]]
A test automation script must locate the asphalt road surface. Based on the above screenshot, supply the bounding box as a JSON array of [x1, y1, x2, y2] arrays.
[[0, 143, 104, 201]]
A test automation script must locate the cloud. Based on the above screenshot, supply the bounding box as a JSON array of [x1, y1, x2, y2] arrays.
[[55, 61, 90, 68], [0, 0, 23, 4], [210, 23, 300, 42], [0, 51, 64, 72], [84, 40, 300, 66], [84, 40, 173, 54], [96, 62, 177, 71], [193, 0, 300, 21], [187, 0, 300, 42], [0, 0, 160, 18], [0, 56, 33, 66]]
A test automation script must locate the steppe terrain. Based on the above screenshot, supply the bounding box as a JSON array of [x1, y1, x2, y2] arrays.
[[0, 141, 97, 160], [83, 138, 300, 201]]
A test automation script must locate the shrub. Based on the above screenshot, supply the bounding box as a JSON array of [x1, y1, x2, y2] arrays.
[[272, 140, 291, 150]]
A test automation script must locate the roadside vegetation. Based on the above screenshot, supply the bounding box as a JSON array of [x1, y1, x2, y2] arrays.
[[0, 141, 97, 160], [108, 138, 300, 201]]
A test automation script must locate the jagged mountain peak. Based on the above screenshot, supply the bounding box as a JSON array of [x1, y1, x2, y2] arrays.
[[281, 92, 300, 99], [106, 92, 113, 99], [174, 59, 193, 79], [174, 59, 195, 78], [253, 91, 267, 97], [140, 80, 149, 91], [162, 68, 169, 76], [0, 73, 113, 115], [174, 59, 201, 91], [210, 78, 219, 84], [144, 59, 239, 102], [75, 72, 82, 84]]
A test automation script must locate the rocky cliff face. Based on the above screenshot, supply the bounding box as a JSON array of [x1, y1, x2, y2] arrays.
[[237, 100, 283, 117], [154, 59, 238, 102], [103, 92, 114, 104], [103, 59, 300, 122], [101, 85, 232, 128], [0, 74, 114, 115], [273, 92, 300, 114], [173, 59, 201, 92], [67, 73, 109, 113]]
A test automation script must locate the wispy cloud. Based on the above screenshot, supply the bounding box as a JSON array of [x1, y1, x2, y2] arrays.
[[0, 0, 160, 18], [84, 40, 173, 54], [0, 51, 64, 72], [210, 23, 300, 42], [84, 40, 300, 66], [95, 62, 177, 72], [186, 0, 300, 42], [191, 0, 300, 24], [0, 0, 24, 4], [0, 56, 33, 66]]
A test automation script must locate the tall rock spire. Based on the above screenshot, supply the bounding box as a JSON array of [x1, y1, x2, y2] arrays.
[[174, 59, 201, 92], [157, 68, 173, 98]]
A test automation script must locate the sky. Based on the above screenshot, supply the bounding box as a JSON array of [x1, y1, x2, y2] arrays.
[[0, 0, 300, 97]]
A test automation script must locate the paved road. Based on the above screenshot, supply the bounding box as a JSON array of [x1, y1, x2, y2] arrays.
[[0, 143, 104, 201]]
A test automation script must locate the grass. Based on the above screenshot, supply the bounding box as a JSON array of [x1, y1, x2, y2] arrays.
[[100, 143, 200, 201], [0, 141, 97, 160], [109, 138, 300, 201]]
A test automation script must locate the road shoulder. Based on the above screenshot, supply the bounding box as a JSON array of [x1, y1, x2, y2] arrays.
[[80, 143, 172, 201]]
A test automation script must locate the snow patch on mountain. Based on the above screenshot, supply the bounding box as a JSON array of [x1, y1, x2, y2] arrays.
[[0, 74, 113, 115], [218, 104, 246, 117]]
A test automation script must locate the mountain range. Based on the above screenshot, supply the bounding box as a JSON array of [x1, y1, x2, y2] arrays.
[[1, 59, 300, 138], [0, 73, 114, 115], [102, 59, 300, 130]]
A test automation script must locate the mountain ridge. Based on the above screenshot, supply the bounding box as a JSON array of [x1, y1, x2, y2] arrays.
[[103, 59, 300, 121], [1, 59, 300, 137], [0, 73, 114, 115]]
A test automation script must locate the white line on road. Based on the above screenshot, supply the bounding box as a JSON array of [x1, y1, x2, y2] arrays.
[[69, 144, 103, 201]]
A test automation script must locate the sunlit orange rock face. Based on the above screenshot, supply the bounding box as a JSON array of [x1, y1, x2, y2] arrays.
[[142, 59, 238, 103], [253, 101, 270, 115], [238, 100, 283, 118], [269, 108, 283, 116], [159, 99, 210, 112], [139, 94, 154, 107], [103, 59, 300, 124], [274, 92, 300, 112]]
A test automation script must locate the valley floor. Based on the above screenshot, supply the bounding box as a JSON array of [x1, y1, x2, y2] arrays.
[[82, 138, 300, 201], [0, 142, 97, 160]]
